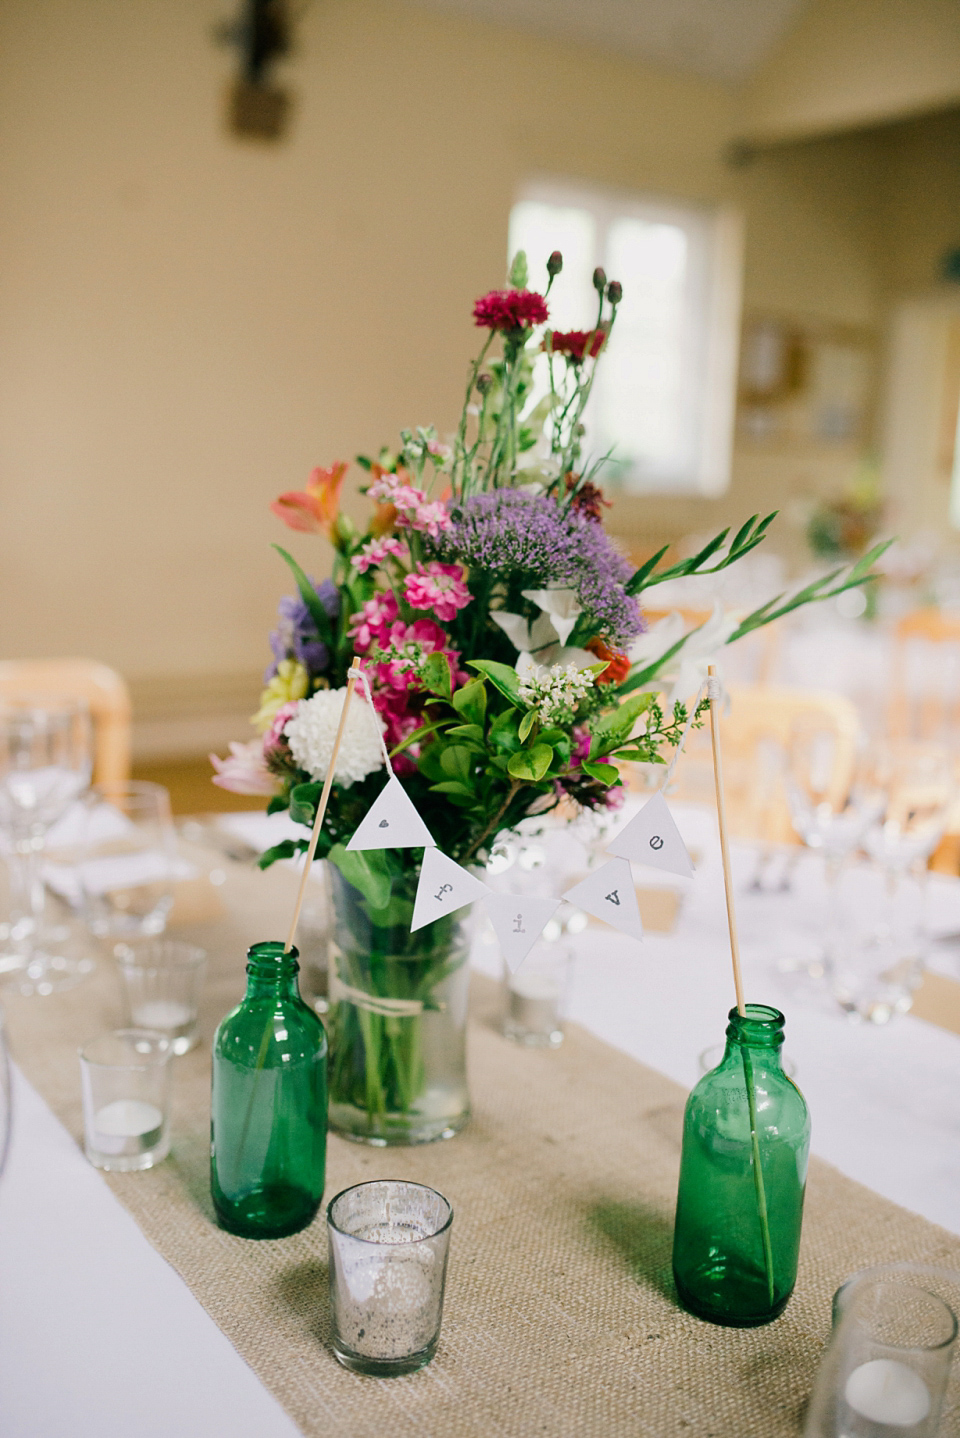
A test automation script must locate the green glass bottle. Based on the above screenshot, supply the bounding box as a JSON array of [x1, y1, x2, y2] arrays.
[[211, 942, 328, 1239], [672, 1004, 810, 1327]]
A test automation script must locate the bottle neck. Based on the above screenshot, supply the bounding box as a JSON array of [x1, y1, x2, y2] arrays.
[[244, 941, 302, 1002], [723, 1004, 785, 1066]]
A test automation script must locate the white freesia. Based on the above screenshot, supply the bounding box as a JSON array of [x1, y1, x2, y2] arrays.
[[491, 609, 559, 653], [628, 602, 738, 703], [520, 587, 582, 645], [516, 645, 596, 679], [284, 688, 386, 787]]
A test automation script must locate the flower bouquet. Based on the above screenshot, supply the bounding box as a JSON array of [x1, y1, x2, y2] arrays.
[[214, 250, 885, 1145]]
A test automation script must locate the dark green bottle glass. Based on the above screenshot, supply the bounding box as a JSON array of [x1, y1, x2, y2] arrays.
[[672, 1004, 810, 1327], [211, 942, 328, 1239]]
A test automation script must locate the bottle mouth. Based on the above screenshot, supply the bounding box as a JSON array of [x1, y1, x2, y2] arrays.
[[246, 940, 299, 968], [725, 1003, 785, 1043]]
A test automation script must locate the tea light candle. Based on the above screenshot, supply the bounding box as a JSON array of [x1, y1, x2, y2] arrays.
[[95, 1099, 163, 1140], [508, 971, 560, 1034], [844, 1358, 931, 1426], [131, 999, 192, 1031]]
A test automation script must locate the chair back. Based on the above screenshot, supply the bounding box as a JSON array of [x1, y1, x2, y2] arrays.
[[670, 683, 860, 844], [0, 658, 131, 787], [891, 609, 960, 743]]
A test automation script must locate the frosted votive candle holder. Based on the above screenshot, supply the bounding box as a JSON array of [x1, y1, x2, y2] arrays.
[[116, 940, 206, 1054], [327, 1180, 453, 1376], [503, 940, 572, 1048], [79, 1029, 172, 1171]]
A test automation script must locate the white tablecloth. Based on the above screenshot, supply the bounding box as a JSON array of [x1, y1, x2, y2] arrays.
[[3, 803, 959, 1437]]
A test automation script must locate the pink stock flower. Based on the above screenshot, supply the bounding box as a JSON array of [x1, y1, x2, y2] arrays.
[[367, 470, 451, 539], [348, 591, 399, 651], [351, 535, 409, 574], [262, 700, 299, 759], [404, 562, 472, 622], [210, 740, 280, 796]]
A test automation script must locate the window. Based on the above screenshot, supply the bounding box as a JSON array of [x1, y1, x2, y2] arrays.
[[508, 180, 743, 496]]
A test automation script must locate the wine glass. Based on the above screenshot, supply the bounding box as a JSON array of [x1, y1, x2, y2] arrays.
[[783, 718, 884, 977], [0, 697, 93, 994]]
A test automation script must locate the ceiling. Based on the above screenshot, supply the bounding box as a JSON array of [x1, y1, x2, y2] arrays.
[[400, 0, 811, 85]]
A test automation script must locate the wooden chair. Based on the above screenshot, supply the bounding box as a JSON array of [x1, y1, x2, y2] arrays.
[[0, 658, 132, 787], [890, 608, 960, 743], [669, 683, 861, 845]]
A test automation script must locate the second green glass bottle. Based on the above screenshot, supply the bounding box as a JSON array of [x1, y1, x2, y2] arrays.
[[672, 1003, 810, 1327], [211, 941, 328, 1239]]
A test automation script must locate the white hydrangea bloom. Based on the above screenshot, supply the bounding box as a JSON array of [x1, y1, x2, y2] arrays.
[[284, 688, 386, 786]]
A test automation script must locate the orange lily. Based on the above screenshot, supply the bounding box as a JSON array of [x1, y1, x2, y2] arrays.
[[270, 461, 347, 537]]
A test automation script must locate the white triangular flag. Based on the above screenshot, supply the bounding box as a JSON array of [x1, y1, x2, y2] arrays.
[[482, 892, 562, 972], [562, 857, 643, 942], [605, 791, 693, 877], [346, 776, 436, 851], [411, 848, 488, 932]]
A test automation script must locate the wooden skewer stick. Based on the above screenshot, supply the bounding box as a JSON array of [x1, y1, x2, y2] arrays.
[[707, 663, 776, 1305], [284, 657, 363, 955], [707, 663, 745, 1017]]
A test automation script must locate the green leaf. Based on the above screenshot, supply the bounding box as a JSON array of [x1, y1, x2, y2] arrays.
[[327, 844, 393, 910], [518, 711, 536, 743], [507, 744, 553, 781], [257, 838, 307, 870], [452, 678, 487, 726], [428, 780, 475, 799], [389, 717, 454, 757], [439, 744, 474, 784], [289, 781, 321, 827], [625, 544, 670, 595], [468, 660, 524, 709], [446, 723, 485, 743], [581, 760, 620, 786], [421, 651, 452, 701], [272, 545, 334, 646], [591, 692, 655, 755], [508, 249, 529, 289]]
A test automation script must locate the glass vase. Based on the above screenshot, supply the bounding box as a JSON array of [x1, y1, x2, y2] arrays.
[[672, 1003, 810, 1327], [326, 859, 470, 1146], [211, 941, 328, 1239]]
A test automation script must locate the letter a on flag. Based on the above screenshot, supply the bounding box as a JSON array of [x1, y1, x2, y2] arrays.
[[562, 857, 643, 942], [347, 776, 436, 851], [605, 791, 693, 877]]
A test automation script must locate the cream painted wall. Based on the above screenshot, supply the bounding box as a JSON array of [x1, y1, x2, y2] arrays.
[[0, 0, 894, 752], [739, 0, 960, 143]]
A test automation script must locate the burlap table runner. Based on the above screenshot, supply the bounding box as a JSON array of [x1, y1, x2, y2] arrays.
[[6, 859, 960, 1438]]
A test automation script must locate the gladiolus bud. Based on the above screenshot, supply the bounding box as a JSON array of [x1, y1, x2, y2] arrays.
[[476, 372, 493, 395], [547, 250, 563, 277], [607, 280, 622, 305], [592, 267, 607, 292]]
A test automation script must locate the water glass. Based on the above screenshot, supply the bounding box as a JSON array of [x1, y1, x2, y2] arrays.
[[115, 940, 207, 1054], [0, 697, 93, 990], [805, 1273, 958, 1436], [80, 782, 176, 942], [830, 861, 926, 1023], [0, 1007, 11, 1181], [502, 940, 573, 1048], [79, 1029, 172, 1171], [327, 1180, 453, 1376]]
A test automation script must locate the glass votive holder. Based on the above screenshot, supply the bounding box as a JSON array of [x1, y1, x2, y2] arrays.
[[502, 940, 572, 1048], [79, 781, 177, 942], [115, 940, 206, 1054], [804, 1274, 958, 1436], [326, 1180, 453, 1377], [79, 1029, 173, 1171]]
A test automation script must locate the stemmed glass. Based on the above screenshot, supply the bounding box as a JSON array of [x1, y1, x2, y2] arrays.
[[783, 718, 884, 977], [0, 698, 93, 994]]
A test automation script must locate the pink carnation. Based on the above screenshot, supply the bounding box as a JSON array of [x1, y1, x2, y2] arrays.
[[351, 536, 409, 574], [348, 591, 399, 652], [403, 562, 473, 622], [472, 288, 549, 331]]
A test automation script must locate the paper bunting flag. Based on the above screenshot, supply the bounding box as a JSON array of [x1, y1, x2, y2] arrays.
[[346, 775, 436, 852], [411, 848, 488, 932], [482, 892, 562, 972], [562, 857, 643, 942], [605, 791, 693, 877]]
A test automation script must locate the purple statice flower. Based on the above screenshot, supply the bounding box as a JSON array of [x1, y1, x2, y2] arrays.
[[427, 490, 644, 645], [266, 578, 340, 680]]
